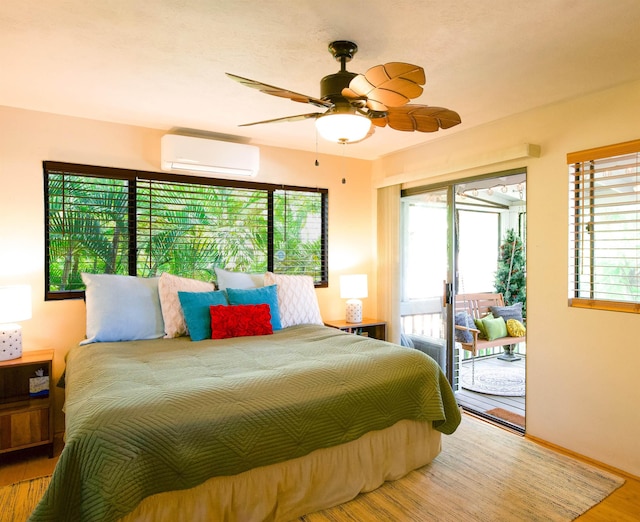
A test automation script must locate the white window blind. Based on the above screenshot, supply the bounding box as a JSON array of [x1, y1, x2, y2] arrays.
[[568, 139, 640, 313]]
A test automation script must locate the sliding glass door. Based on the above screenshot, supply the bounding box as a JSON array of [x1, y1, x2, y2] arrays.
[[400, 187, 455, 380], [401, 170, 527, 431]]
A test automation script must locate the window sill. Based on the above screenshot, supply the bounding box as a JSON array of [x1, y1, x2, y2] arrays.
[[569, 298, 640, 314]]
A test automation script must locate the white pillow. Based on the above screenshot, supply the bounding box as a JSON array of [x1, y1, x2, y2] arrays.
[[158, 273, 215, 338], [81, 273, 164, 345], [263, 272, 323, 328], [214, 267, 264, 290]]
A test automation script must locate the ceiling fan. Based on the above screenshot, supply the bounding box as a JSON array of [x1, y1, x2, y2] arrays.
[[226, 40, 461, 144]]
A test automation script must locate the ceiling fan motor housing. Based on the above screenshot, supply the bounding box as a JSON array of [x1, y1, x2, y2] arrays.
[[321, 41, 359, 106], [320, 71, 357, 103]]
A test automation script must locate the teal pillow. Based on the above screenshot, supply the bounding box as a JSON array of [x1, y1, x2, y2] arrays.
[[178, 291, 228, 341], [226, 285, 282, 330], [482, 315, 508, 341]]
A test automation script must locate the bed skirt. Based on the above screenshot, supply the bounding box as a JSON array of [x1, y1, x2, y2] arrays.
[[120, 419, 441, 521]]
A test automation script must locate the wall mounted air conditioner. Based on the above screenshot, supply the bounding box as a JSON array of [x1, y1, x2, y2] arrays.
[[161, 134, 260, 177]]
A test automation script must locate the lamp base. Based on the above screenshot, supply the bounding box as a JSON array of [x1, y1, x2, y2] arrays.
[[0, 323, 23, 361], [345, 299, 363, 323]]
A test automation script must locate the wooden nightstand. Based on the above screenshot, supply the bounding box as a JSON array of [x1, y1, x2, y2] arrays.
[[324, 318, 387, 341], [0, 349, 54, 458]]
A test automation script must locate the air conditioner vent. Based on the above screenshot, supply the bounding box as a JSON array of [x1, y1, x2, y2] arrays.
[[161, 134, 259, 177]]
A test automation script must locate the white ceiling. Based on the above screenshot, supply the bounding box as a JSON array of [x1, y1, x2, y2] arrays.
[[2, 0, 640, 160]]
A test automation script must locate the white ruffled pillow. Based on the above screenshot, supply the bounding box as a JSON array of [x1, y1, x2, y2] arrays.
[[214, 267, 265, 290], [263, 272, 323, 328], [158, 273, 215, 338]]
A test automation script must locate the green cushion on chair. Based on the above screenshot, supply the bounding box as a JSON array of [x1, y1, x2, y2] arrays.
[[482, 315, 508, 341], [474, 313, 493, 339]]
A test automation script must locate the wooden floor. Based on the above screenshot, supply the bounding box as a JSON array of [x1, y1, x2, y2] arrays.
[[0, 418, 638, 520], [456, 354, 526, 430], [0, 436, 63, 488]]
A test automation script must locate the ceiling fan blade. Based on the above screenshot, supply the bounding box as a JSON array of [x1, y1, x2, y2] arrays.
[[342, 85, 388, 111], [429, 108, 463, 129], [375, 105, 462, 132], [342, 62, 425, 111], [365, 62, 426, 87], [237, 112, 322, 127], [226, 73, 332, 109]]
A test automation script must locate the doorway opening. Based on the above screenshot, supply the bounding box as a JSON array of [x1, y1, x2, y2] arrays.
[[400, 170, 526, 432]]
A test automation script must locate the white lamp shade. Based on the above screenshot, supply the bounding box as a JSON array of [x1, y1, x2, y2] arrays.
[[340, 275, 368, 323], [0, 285, 31, 361], [315, 113, 372, 143], [0, 285, 32, 323], [340, 275, 368, 299]]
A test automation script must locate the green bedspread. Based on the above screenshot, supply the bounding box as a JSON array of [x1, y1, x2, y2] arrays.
[[30, 324, 460, 522]]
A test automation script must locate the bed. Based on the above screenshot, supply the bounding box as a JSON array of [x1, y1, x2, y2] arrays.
[[29, 272, 461, 522]]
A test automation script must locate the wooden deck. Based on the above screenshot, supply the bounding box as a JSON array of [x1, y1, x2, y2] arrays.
[[455, 354, 526, 432]]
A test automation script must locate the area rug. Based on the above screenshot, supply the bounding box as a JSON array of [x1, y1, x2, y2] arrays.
[[0, 475, 49, 522], [3, 416, 624, 522], [302, 415, 625, 521], [486, 407, 526, 428], [460, 365, 526, 396]]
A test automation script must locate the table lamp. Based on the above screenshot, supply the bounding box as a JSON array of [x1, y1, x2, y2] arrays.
[[340, 274, 368, 323], [0, 285, 32, 361]]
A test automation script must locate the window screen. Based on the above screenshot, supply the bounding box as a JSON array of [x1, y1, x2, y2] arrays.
[[44, 162, 328, 299], [568, 140, 640, 313]]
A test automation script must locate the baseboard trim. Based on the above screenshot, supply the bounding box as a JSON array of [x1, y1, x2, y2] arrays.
[[525, 433, 639, 482]]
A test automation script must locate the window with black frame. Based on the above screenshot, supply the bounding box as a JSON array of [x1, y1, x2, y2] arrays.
[[44, 161, 328, 300]]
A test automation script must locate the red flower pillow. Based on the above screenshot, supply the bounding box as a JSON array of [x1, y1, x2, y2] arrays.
[[210, 304, 273, 339]]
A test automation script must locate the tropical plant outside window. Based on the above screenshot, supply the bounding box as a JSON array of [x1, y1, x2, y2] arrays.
[[44, 161, 328, 300], [568, 140, 640, 313]]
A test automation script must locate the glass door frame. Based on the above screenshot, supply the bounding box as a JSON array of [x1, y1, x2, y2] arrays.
[[444, 184, 457, 384], [400, 183, 457, 384], [401, 168, 527, 388]]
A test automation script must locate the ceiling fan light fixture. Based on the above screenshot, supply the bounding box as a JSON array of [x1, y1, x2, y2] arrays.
[[315, 113, 371, 144]]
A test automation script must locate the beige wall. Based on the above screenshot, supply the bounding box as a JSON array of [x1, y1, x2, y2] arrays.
[[0, 106, 376, 433], [373, 79, 640, 476]]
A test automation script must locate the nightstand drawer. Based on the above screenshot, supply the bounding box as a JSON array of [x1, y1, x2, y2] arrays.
[[0, 407, 50, 450]]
